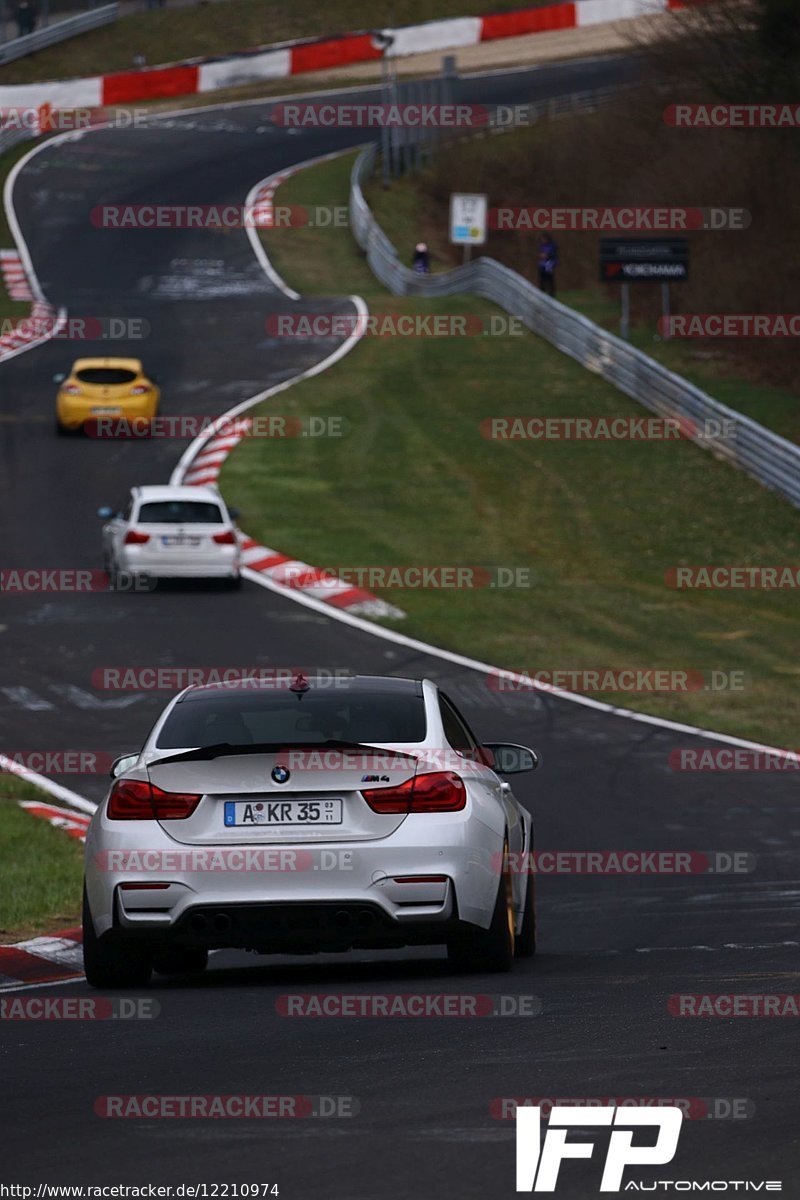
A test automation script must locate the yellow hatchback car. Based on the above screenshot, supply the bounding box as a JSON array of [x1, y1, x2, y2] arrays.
[[55, 357, 160, 435]]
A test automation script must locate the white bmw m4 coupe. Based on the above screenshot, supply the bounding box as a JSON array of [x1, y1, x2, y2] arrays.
[[83, 674, 539, 987]]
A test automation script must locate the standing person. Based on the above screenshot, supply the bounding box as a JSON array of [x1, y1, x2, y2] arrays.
[[538, 231, 558, 297], [412, 242, 430, 275], [15, 0, 36, 37]]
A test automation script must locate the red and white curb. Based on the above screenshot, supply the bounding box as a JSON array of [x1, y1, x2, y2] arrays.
[[18, 800, 91, 842], [0, 251, 63, 359], [247, 176, 293, 230], [0, 0, 708, 110], [0, 929, 83, 990], [237, 537, 405, 619], [181, 417, 253, 487], [0, 249, 32, 300], [0, 299, 59, 355]]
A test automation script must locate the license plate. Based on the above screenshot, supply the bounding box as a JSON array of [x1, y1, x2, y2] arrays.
[[91, 407, 122, 415], [161, 535, 200, 547], [224, 799, 343, 827]]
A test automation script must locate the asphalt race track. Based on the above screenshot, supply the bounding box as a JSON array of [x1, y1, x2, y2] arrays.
[[1, 56, 799, 1197]]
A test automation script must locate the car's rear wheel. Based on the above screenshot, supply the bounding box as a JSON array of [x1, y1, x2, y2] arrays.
[[82, 886, 153, 989], [448, 840, 515, 973], [515, 870, 536, 958], [152, 946, 209, 977]]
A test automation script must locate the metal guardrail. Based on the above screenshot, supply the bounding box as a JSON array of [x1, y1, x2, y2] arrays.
[[350, 132, 800, 510], [0, 3, 118, 66]]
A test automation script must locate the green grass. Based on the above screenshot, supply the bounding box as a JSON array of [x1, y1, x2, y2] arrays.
[[0, 780, 84, 942], [0, 0, 552, 84], [219, 150, 800, 748]]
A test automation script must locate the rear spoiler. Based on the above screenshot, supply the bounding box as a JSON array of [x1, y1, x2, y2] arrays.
[[147, 740, 416, 769]]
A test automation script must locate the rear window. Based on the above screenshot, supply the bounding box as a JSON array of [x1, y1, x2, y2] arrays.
[[156, 690, 426, 749], [76, 368, 137, 385], [137, 501, 224, 525]]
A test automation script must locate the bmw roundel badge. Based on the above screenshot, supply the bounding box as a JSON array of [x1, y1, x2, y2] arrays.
[[271, 765, 290, 785]]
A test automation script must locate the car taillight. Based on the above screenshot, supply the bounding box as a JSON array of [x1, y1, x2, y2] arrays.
[[61, 383, 81, 394], [212, 530, 237, 545], [129, 385, 149, 395], [108, 779, 201, 820], [362, 771, 466, 814], [124, 529, 150, 544]]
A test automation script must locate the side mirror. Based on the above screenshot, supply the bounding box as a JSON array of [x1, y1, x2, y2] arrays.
[[97, 506, 114, 519], [227, 506, 240, 520], [481, 742, 540, 775], [53, 372, 66, 384], [109, 752, 139, 778]]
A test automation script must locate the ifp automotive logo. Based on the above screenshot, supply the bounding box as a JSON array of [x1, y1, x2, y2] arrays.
[[515, 1106, 782, 1192], [516, 1105, 682, 1192]]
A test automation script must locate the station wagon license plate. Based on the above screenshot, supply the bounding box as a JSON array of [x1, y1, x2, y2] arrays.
[[224, 799, 343, 827], [161, 535, 200, 547]]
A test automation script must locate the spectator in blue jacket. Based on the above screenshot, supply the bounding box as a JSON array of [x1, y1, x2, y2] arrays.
[[538, 232, 559, 297]]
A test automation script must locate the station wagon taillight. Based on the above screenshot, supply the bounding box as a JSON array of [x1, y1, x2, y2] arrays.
[[124, 530, 149, 544], [108, 779, 201, 820], [212, 530, 237, 544], [362, 771, 466, 814]]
